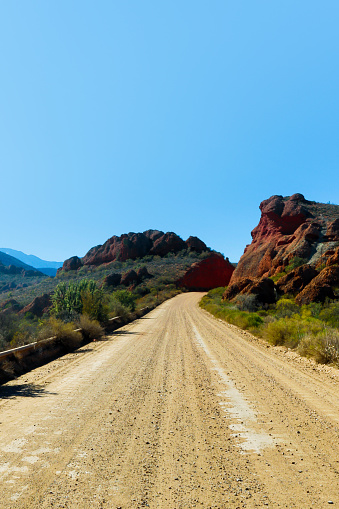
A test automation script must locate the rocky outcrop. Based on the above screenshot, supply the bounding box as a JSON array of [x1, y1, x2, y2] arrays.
[[0, 299, 22, 312], [316, 245, 339, 268], [119, 266, 153, 287], [177, 253, 234, 291], [61, 256, 83, 272], [19, 294, 52, 317], [231, 194, 339, 284], [184, 236, 207, 252], [276, 265, 318, 295], [223, 277, 276, 305], [0, 263, 43, 277], [61, 230, 210, 271], [120, 269, 139, 286], [149, 232, 186, 257], [136, 266, 152, 281], [295, 266, 339, 305]]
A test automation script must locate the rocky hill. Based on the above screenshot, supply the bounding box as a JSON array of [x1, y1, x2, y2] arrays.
[[59, 230, 234, 291], [61, 230, 209, 270], [231, 194, 339, 282], [225, 194, 339, 305]]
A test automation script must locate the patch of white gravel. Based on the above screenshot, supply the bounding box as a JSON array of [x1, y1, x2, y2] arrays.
[[192, 323, 276, 453]]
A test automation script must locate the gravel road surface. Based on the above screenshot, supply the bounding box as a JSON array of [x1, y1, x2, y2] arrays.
[[0, 293, 338, 508]]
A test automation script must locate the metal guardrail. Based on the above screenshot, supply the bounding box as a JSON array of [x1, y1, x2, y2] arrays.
[[0, 306, 150, 363]]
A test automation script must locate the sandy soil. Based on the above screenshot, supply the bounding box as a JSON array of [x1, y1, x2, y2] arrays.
[[0, 292, 338, 508]]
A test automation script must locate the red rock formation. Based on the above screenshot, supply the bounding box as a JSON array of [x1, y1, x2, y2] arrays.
[[295, 266, 339, 305], [19, 294, 52, 317], [82, 233, 152, 266], [149, 232, 186, 256], [315, 246, 339, 268], [120, 269, 139, 286], [185, 236, 207, 252], [61, 256, 83, 272], [275, 265, 318, 295], [223, 277, 276, 305], [136, 266, 152, 280], [231, 194, 339, 284], [177, 253, 234, 291], [61, 231, 211, 271]]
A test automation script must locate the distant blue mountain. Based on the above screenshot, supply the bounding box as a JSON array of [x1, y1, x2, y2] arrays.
[[0, 248, 62, 270], [0, 251, 37, 271]]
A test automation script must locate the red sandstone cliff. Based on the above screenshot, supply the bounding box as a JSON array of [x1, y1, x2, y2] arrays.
[[225, 194, 339, 305], [177, 253, 234, 291], [231, 194, 339, 284]]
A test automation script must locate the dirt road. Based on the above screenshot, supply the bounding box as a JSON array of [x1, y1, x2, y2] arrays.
[[0, 293, 338, 508]]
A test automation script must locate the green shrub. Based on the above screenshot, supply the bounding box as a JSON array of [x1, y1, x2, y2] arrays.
[[38, 318, 82, 350], [234, 294, 259, 312], [264, 319, 300, 347], [275, 298, 300, 318], [78, 315, 104, 341], [110, 290, 136, 312], [200, 287, 339, 367], [285, 257, 307, 273], [319, 302, 339, 328], [271, 271, 287, 283], [298, 328, 339, 365]]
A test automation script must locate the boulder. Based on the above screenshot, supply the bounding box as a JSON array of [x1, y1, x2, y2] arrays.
[[120, 269, 139, 286], [62, 256, 83, 272], [185, 236, 208, 252], [136, 266, 152, 280]]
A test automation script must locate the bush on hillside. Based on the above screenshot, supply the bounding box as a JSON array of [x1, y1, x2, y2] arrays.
[[78, 315, 104, 341], [38, 317, 82, 350], [298, 328, 339, 365]]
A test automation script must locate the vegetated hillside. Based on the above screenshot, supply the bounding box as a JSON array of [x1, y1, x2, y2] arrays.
[[60, 229, 234, 291], [0, 252, 46, 295], [0, 230, 234, 353]]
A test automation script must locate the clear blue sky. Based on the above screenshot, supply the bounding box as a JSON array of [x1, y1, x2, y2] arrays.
[[0, 1, 338, 262]]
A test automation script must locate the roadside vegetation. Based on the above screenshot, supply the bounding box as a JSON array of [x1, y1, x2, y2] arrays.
[[200, 288, 339, 367], [0, 257, 185, 352]]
